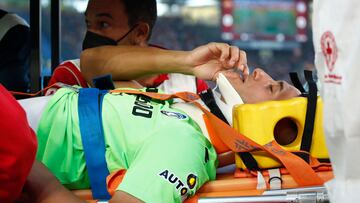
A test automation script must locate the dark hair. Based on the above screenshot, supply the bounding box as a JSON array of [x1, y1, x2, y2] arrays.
[[121, 0, 157, 40]]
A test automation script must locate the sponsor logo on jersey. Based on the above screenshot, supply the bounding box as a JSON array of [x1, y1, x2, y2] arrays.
[[161, 110, 187, 119], [132, 95, 154, 118], [187, 174, 197, 189], [159, 169, 197, 198]]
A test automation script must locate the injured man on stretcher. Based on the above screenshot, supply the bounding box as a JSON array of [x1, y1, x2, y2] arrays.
[[19, 43, 300, 203]]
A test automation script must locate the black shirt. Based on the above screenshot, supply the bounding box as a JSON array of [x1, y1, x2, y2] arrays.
[[0, 9, 30, 94]]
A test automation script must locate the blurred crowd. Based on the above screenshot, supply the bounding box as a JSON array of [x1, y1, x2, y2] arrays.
[[150, 16, 315, 83], [150, 17, 221, 51]]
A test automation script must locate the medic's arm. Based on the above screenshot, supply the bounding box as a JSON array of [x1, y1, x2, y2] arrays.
[[80, 43, 247, 86], [109, 191, 144, 203], [217, 151, 235, 167], [20, 161, 85, 203]]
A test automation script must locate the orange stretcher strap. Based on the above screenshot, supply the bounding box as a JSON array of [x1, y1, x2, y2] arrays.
[[9, 83, 61, 97], [109, 89, 324, 187], [203, 115, 230, 153], [236, 166, 332, 179]]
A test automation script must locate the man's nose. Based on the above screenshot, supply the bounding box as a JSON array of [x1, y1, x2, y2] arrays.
[[253, 68, 271, 81], [252, 68, 263, 80]]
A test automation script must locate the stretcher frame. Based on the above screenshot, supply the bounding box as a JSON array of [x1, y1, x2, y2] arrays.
[[73, 170, 332, 203], [75, 187, 329, 203], [196, 186, 329, 203]]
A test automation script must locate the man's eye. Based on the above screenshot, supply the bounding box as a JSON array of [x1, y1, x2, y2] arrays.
[[268, 85, 273, 93], [99, 22, 110, 29]]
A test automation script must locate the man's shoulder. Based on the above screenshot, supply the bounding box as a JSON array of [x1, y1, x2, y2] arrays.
[[57, 59, 81, 71], [46, 59, 88, 92]]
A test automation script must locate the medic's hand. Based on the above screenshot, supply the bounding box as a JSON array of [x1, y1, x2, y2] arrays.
[[186, 42, 248, 81], [18, 161, 86, 203]]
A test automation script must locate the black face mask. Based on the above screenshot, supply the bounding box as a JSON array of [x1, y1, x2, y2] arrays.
[[82, 25, 138, 50]]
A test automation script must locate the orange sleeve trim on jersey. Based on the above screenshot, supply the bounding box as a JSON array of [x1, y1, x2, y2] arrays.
[[106, 169, 127, 196]]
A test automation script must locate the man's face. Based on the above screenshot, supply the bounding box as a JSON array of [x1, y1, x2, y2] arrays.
[[225, 68, 300, 103], [85, 0, 134, 45]]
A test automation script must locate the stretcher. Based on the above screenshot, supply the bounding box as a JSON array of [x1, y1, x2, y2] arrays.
[[13, 70, 330, 202], [71, 71, 333, 203]]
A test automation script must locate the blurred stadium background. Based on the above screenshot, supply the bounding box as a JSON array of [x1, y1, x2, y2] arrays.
[[0, 0, 315, 83]]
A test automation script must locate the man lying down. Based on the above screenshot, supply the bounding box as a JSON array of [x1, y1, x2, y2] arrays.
[[19, 44, 300, 203]]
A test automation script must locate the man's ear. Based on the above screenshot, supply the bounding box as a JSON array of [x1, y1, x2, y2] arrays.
[[134, 22, 150, 46]]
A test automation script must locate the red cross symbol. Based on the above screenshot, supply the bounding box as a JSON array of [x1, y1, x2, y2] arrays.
[[326, 42, 332, 55], [320, 31, 338, 72]]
